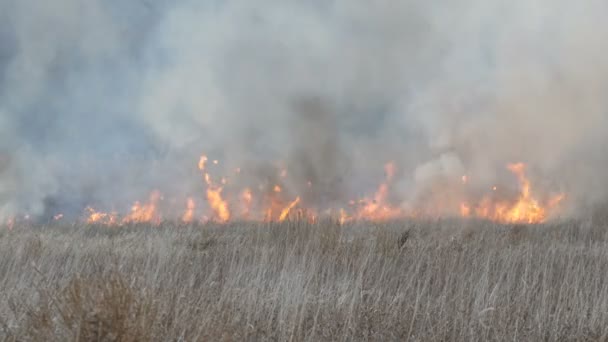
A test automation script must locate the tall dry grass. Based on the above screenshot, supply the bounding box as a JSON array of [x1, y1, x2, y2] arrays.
[[0, 219, 607, 341]]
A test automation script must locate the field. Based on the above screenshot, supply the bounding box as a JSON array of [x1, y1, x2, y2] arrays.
[[0, 219, 607, 341]]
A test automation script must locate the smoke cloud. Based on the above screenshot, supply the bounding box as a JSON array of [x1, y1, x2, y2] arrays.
[[1, 0, 607, 221]]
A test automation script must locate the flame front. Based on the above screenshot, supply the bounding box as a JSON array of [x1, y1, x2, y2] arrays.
[[122, 190, 161, 224], [78, 156, 565, 226], [460, 163, 564, 224], [86, 207, 118, 225]]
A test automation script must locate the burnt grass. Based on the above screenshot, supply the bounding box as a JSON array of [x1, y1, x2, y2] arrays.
[[0, 219, 607, 341]]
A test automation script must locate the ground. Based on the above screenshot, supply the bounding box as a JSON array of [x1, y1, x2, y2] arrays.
[[0, 219, 607, 341]]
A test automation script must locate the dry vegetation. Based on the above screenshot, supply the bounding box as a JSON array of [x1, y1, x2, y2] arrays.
[[0, 219, 608, 341]]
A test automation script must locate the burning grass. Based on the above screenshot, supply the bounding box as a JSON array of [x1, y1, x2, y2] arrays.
[[0, 219, 607, 340], [74, 158, 565, 227]]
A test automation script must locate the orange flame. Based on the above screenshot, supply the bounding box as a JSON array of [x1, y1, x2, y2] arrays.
[[122, 190, 162, 225], [348, 162, 403, 221], [199, 154, 231, 222], [78, 155, 565, 226], [86, 207, 118, 225], [182, 197, 196, 223], [461, 163, 564, 224], [279, 197, 300, 222], [207, 187, 230, 222]]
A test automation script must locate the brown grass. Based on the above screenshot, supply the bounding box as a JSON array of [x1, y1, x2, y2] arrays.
[[0, 219, 607, 341]]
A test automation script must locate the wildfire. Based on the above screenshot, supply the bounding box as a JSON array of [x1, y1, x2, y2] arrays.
[[182, 197, 196, 223], [199, 155, 231, 222], [338, 161, 404, 222], [279, 197, 300, 222], [459, 163, 564, 224], [77, 154, 565, 226], [86, 207, 118, 225], [122, 190, 162, 224], [206, 187, 230, 222]]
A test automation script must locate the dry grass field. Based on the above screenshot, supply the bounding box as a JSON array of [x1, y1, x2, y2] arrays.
[[0, 219, 607, 341]]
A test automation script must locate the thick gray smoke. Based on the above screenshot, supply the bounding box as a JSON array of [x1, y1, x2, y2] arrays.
[[1, 0, 607, 221]]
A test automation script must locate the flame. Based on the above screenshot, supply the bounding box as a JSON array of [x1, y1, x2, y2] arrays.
[[345, 162, 403, 221], [182, 198, 196, 223], [53, 214, 64, 221], [86, 207, 118, 225], [75, 154, 565, 226], [200, 157, 230, 222], [460, 163, 564, 224], [206, 186, 230, 222], [279, 197, 300, 222], [122, 190, 162, 224]]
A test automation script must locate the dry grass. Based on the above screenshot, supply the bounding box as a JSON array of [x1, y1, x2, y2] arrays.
[[0, 219, 607, 341]]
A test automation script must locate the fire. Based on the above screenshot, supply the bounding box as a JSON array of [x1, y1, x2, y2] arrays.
[[460, 163, 564, 224], [199, 154, 231, 222], [340, 161, 403, 222], [85, 191, 161, 225], [279, 197, 300, 222], [122, 190, 162, 224], [86, 207, 118, 225], [206, 187, 230, 222], [76, 153, 565, 226], [182, 198, 196, 223]]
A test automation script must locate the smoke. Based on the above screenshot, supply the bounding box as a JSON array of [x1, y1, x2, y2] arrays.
[[1, 0, 607, 221]]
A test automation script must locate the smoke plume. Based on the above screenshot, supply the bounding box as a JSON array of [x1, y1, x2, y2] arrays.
[[1, 0, 607, 221]]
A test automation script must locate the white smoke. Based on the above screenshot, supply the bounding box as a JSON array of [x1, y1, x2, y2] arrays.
[[1, 0, 607, 221]]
